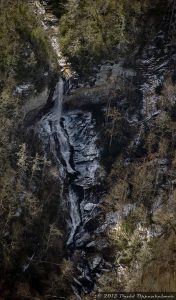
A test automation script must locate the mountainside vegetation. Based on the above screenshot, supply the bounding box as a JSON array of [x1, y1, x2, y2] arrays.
[[0, 0, 175, 299], [0, 0, 57, 87], [0, 1, 71, 298], [59, 0, 163, 76], [98, 77, 176, 292]]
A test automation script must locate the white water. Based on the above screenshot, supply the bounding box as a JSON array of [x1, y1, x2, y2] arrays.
[[53, 79, 64, 121], [38, 78, 101, 248], [53, 79, 75, 175], [67, 187, 81, 246], [38, 78, 81, 245], [54, 80, 81, 244]]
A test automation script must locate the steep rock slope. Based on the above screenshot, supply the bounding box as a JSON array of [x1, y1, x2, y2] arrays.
[[34, 0, 176, 298], [0, 0, 176, 299]]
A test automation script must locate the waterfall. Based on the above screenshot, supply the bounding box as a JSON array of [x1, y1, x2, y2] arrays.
[[52, 79, 81, 245], [37, 77, 102, 293], [52, 79, 75, 175], [67, 186, 81, 246], [53, 78, 64, 121], [53, 79, 81, 245]]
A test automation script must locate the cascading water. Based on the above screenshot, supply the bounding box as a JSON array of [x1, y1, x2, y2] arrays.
[[48, 78, 81, 245], [53, 79, 63, 120], [63, 110, 101, 247], [36, 17, 174, 292], [37, 77, 102, 262], [25, 1, 176, 297], [52, 78, 75, 175], [67, 187, 81, 246]]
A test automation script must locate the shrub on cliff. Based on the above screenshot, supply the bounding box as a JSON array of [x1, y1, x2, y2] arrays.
[[0, 0, 56, 88], [49, 0, 67, 17], [0, 1, 69, 297], [59, 0, 161, 76]]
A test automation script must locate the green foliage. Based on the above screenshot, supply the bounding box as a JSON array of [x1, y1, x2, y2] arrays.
[[0, 143, 68, 297], [59, 0, 158, 76], [49, 0, 67, 18], [100, 72, 176, 293], [0, 0, 56, 88], [0, 1, 67, 297]]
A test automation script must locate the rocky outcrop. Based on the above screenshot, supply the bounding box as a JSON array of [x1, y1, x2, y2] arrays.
[[23, 0, 176, 298], [22, 86, 49, 117], [64, 61, 137, 109]]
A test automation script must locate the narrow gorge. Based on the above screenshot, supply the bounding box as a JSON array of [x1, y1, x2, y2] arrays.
[[37, 76, 104, 294], [0, 0, 176, 299], [35, 1, 176, 294]]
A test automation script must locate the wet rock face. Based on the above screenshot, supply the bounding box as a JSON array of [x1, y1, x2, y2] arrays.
[[36, 80, 109, 294], [61, 109, 104, 246], [62, 111, 100, 188], [63, 61, 137, 110], [36, 28, 175, 293], [34, 3, 176, 295]]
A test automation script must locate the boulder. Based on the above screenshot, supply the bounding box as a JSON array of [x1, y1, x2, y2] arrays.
[[75, 232, 91, 247], [88, 256, 102, 270], [86, 239, 109, 251], [84, 203, 96, 211]]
